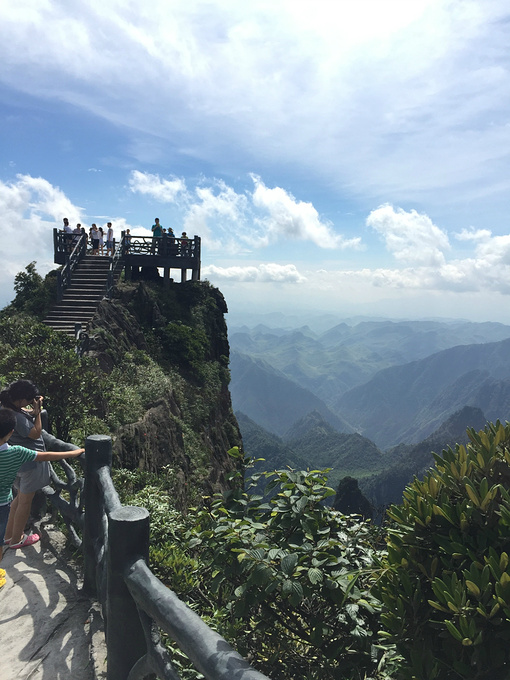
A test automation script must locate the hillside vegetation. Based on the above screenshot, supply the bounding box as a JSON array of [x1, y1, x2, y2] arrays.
[[5, 266, 510, 678], [0, 264, 242, 505]]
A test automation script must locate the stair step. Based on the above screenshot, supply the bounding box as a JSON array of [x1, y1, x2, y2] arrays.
[[43, 324, 87, 333], [54, 300, 100, 307], [46, 308, 97, 316], [44, 317, 90, 324], [54, 298, 99, 305], [44, 320, 85, 327], [45, 255, 119, 334], [44, 326, 90, 334], [64, 295, 104, 301], [45, 309, 96, 321]]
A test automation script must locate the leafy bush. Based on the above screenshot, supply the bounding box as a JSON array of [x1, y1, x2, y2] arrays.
[[158, 321, 208, 372], [377, 421, 510, 680], [189, 451, 388, 679], [102, 351, 175, 430], [6, 261, 58, 320]]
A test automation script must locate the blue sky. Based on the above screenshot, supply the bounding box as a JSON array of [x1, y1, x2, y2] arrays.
[[2, 0, 510, 324]]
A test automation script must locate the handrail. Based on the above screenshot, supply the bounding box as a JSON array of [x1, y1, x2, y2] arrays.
[[55, 231, 88, 301], [105, 236, 124, 298], [126, 559, 269, 680], [42, 434, 271, 680], [40, 424, 86, 546], [122, 234, 200, 258]]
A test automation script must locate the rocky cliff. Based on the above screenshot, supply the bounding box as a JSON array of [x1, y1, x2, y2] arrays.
[[87, 278, 242, 508]]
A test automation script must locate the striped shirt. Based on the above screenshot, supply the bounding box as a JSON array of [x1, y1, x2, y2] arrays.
[[0, 443, 37, 505]]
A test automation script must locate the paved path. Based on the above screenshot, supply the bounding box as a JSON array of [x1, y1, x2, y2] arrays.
[[0, 521, 106, 680]]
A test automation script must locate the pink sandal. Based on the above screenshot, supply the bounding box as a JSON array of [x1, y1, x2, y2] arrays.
[[9, 533, 40, 549]]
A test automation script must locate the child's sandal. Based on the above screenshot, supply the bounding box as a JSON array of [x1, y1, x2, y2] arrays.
[[9, 533, 40, 549]]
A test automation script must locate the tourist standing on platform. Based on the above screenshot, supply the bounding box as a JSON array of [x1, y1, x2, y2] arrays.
[[106, 222, 114, 256], [98, 227, 105, 256], [62, 217, 73, 252], [73, 223, 82, 247], [151, 217, 163, 254], [180, 231, 189, 255], [90, 223, 100, 255]]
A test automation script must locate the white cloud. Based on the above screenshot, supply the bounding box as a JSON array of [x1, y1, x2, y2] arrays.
[[250, 175, 361, 249], [129, 170, 359, 252], [183, 181, 249, 249], [455, 228, 493, 242], [203, 263, 307, 283], [129, 170, 187, 203], [5, 166, 510, 324], [367, 204, 450, 266], [2, 0, 510, 211], [0, 174, 81, 304]]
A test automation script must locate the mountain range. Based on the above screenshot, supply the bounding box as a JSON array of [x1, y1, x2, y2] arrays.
[[237, 405, 489, 511], [229, 317, 510, 450]]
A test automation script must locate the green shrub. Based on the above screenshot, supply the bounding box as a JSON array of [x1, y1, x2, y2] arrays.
[[189, 451, 388, 679], [376, 421, 510, 680], [158, 321, 208, 372], [5, 261, 58, 320]]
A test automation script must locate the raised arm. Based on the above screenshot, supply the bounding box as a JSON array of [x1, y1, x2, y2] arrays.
[[35, 448, 84, 462], [23, 397, 43, 439]]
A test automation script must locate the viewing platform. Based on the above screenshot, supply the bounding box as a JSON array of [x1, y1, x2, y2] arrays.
[[53, 229, 201, 284], [122, 232, 201, 283], [46, 229, 202, 335]]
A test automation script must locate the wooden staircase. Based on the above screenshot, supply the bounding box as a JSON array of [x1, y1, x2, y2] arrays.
[[44, 256, 111, 335]]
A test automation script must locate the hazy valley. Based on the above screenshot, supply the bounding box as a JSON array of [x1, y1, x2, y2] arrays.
[[228, 314, 510, 506]]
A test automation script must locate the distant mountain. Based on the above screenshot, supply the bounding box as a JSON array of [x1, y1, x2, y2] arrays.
[[229, 318, 510, 408], [336, 338, 510, 448], [237, 409, 388, 495], [229, 351, 354, 437], [360, 406, 487, 510], [236, 411, 308, 473], [282, 411, 388, 489], [227, 310, 344, 334]]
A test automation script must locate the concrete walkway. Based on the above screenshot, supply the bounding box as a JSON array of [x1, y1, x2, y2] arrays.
[[0, 521, 106, 680]]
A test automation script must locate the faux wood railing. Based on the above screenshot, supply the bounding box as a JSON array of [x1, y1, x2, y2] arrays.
[[54, 230, 88, 301], [43, 434, 270, 680]]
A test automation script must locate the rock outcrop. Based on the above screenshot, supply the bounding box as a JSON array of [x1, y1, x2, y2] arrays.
[[86, 279, 242, 506]]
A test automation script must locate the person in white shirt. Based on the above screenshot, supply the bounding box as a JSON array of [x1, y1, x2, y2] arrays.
[[90, 224, 100, 255], [106, 222, 114, 256]]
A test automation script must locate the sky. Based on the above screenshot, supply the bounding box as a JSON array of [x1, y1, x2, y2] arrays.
[[2, 0, 510, 324]]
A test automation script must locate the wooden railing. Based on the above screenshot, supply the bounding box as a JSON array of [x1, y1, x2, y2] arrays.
[[122, 233, 200, 258], [42, 433, 270, 680], [54, 230, 88, 301], [105, 234, 125, 298]]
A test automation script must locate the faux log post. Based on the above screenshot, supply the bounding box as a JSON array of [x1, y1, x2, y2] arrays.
[[106, 505, 150, 680], [83, 434, 113, 595]]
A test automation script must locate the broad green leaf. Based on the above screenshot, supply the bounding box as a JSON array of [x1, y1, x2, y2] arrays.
[[281, 553, 299, 575], [307, 567, 323, 584]]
